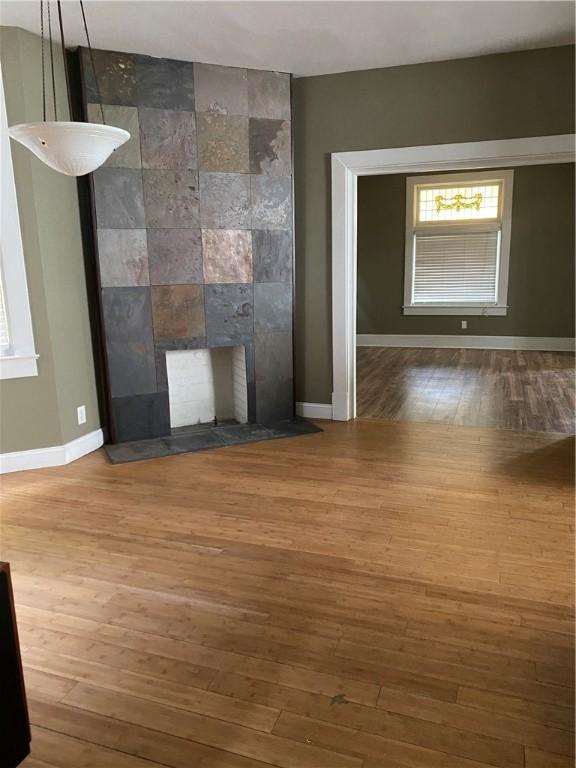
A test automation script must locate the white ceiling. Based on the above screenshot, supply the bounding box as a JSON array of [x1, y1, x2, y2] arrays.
[[1, 1, 574, 77]]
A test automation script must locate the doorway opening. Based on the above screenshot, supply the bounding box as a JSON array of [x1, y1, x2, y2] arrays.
[[330, 135, 575, 429], [354, 165, 575, 433]]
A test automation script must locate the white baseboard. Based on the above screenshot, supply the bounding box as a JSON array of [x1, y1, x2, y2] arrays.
[[296, 402, 334, 420], [0, 428, 104, 474], [357, 334, 575, 352]]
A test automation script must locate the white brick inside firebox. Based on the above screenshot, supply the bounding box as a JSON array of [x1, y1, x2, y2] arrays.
[[166, 348, 248, 428]]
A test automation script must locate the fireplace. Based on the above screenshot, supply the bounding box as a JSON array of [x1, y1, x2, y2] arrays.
[[166, 347, 248, 428], [77, 48, 300, 451]]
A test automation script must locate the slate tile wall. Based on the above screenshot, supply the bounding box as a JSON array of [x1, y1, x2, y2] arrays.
[[81, 49, 293, 442]]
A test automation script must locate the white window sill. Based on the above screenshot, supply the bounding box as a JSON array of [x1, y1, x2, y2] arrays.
[[403, 306, 508, 317], [0, 353, 39, 380]]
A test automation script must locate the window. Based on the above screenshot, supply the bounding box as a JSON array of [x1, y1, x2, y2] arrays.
[[0, 64, 38, 379], [0, 261, 11, 354], [403, 170, 514, 315]]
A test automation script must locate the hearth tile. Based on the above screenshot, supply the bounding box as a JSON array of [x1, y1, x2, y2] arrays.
[[105, 440, 171, 463], [111, 392, 171, 443], [135, 55, 194, 110], [93, 168, 145, 229], [270, 416, 323, 437], [248, 70, 291, 119], [152, 284, 205, 339], [83, 49, 137, 106], [143, 170, 200, 228], [202, 230, 252, 283], [255, 378, 294, 425], [155, 337, 208, 392], [105, 417, 321, 463], [139, 108, 197, 170], [199, 172, 251, 229], [268, 417, 323, 437], [205, 284, 254, 340], [106, 340, 158, 398], [215, 423, 273, 445], [249, 118, 291, 176], [251, 175, 292, 230], [252, 230, 293, 283], [86, 104, 141, 168], [254, 282, 292, 332], [101, 286, 154, 344], [197, 113, 249, 173], [194, 63, 249, 116], [148, 229, 203, 284], [98, 229, 149, 287], [164, 430, 225, 454]]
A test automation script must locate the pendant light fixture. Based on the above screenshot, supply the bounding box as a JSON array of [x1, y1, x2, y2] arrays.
[[8, 0, 129, 176]]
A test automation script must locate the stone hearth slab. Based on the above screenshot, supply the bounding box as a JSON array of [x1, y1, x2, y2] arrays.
[[165, 430, 225, 454], [104, 418, 321, 464]]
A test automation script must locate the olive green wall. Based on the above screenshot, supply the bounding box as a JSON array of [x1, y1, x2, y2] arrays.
[[357, 164, 575, 337], [293, 45, 575, 404], [0, 27, 99, 453]]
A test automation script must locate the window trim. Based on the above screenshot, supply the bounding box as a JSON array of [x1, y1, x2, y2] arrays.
[[403, 169, 514, 316], [0, 64, 38, 380]]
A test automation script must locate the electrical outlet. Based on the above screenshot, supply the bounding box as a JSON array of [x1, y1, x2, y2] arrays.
[[461, 320, 468, 330], [77, 405, 86, 425]]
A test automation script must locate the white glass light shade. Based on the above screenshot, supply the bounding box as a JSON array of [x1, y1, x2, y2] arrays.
[[8, 121, 130, 176]]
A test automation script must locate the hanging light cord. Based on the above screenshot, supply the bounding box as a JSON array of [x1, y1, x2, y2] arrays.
[[79, 0, 106, 125], [56, 0, 74, 117], [38, 0, 107, 126], [47, 0, 58, 120], [40, 0, 46, 121]]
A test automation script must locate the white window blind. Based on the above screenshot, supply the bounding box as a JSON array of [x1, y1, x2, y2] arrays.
[[412, 231, 500, 305]]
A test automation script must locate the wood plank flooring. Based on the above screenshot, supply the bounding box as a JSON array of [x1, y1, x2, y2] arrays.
[[356, 347, 575, 433], [1, 418, 574, 767]]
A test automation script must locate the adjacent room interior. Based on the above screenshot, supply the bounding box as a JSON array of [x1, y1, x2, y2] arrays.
[[0, 3, 574, 768], [356, 164, 575, 432]]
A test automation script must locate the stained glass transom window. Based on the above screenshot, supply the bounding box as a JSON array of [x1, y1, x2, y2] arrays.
[[417, 183, 501, 223]]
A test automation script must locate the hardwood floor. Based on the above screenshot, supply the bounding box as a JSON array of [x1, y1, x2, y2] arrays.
[[1, 418, 574, 768], [356, 347, 575, 433]]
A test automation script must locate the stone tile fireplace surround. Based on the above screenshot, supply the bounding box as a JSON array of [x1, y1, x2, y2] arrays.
[[79, 49, 296, 445]]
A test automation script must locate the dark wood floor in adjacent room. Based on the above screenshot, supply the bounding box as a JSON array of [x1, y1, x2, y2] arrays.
[[356, 347, 575, 433], [2, 418, 574, 768]]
